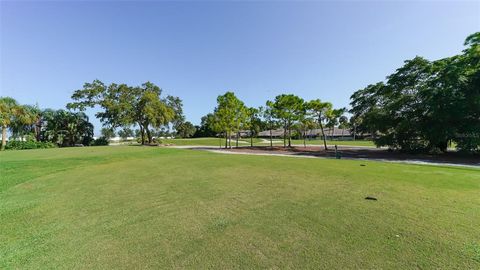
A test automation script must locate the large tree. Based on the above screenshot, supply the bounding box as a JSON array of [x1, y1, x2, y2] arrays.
[[350, 32, 480, 153], [213, 92, 246, 149], [176, 121, 196, 138], [9, 104, 41, 141], [166, 95, 185, 134], [40, 109, 94, 146], [271, 94, 304, 148], [68, 80, 179, 145], [245, 107, 262, 147], [194, 113, 217, 138]]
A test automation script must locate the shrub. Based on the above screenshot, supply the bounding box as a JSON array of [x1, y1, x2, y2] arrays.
[[91, 137, 109, 146], [5, 140, 57, 150]]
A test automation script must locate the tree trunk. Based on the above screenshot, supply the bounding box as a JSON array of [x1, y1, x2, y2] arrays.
[[288, 122, 292, 147], [35, 120, 41, 141], [269, 125, 273, 148], [1, 125, 7, 151], [146, 126, 152, 144], [250, 131, 253, 147], [319, 116, 328, 150], [353, 124, 356, 141], [303, 128, 306, 148], [283, 121, 287, 148], [139, 123, 145, 145], [70, 133, 75, 146], [228, 131, 231, 149], [225, 131, 228, 149], [236, 131, 239, 148]]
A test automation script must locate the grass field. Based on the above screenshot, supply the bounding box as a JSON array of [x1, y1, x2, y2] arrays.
[[161, 137, 260, 147], [270, 138, 376, 147], [162, 137, 375, 147], [1, 146, 479, 268]]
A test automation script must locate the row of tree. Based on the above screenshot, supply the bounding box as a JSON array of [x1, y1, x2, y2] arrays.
[[0, 97, 95, 150], [1, 81, 195, 150], [350, 32, 479, 153], [3, 33, 477, 153], [201, 92, 346, 149]]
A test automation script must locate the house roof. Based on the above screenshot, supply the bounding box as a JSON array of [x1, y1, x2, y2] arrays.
[[258, 127, 354, 137]]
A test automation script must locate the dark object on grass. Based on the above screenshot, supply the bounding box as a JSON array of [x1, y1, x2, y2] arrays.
[[360, 164, 366, 166], [365, 196, 377, 201]]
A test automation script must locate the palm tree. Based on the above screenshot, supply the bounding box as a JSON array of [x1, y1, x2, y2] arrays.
[[0, 97, 24, 150], [9, 104, 40, 141]]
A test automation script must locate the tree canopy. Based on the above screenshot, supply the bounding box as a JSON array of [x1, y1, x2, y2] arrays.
[[68, 80, 181, 144], [350, 32, 480, 153]]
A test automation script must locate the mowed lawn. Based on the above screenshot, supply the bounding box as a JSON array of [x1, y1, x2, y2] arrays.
[[276, 139, 375, 147], [1, 147, 479, 269], [162, 137, 375, 147], [162, 137, 261, 147]]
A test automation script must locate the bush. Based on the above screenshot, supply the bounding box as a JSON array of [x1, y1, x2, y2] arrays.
[[91, 137, 109, 146], [5, 140, 57, 150]]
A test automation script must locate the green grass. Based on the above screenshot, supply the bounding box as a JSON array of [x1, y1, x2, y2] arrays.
[[162, 137, 261, 147], [162, 137, 374, 147], [1, 146, 479, 269], [267, 138, 376, 147]]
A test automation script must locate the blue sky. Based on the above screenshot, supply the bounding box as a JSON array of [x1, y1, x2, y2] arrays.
[[1, 1, 479, 134]]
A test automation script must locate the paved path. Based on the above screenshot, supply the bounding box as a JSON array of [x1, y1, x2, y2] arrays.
[[167, 145, 480, 169]]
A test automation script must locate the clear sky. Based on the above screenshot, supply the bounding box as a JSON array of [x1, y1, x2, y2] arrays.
[[1, 1, 479, 134]]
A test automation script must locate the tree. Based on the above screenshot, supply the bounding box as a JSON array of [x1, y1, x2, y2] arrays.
[[101, 128, 116, 139], [118, 127, 134, 140], [326, 108, 346, 139], [176, 121, 196, 138], [193, 113, 216, 138], [263, 101, 278, 148], [9, 104, 40, 141], [245, 107, 262, 147], [213, 92, 245, 149], [349, 116, 360, 140], [68, 80, 179, 145], [297, 103, 315, 147], [130, 82, 175, 144], [0, 97, 24, 150], [271, 94, 304, 148], [349, 32, 480, 153], [39, 109, 94, 146], [166, 96, 185, 134], [306, 99, 333, 150], [338, 115, 349, 140]]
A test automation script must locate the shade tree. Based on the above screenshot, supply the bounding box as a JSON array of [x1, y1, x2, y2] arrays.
[[68, 80, 181, 145], [350, 32, 480, 153], [270, 94, 304, 148]]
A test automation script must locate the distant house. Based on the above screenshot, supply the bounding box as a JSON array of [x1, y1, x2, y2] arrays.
[[108, 136, 137, 142], [257, 129, 286, 138], [258, 127, 365, 140], [216, 130, 251, 138]]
